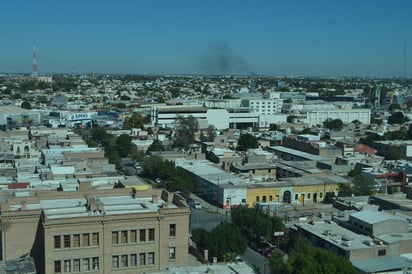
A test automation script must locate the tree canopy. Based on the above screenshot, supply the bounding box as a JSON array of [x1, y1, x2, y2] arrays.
[[338, 176, 375, 197], [123, 113, 150, 130], [323, 118, 344, 130], [237, 133, 259, 151], [173, 115, 198, 150], [231, 205, 282, 243], [141, 155, 195, 193], [191, 222, 248, 262], [269, 236, 357, 274], [146, 139, 165, 154], [387, 111, 409, 124]]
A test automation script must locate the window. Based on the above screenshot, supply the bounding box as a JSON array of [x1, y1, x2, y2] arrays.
[[73, 259, 80, 272], [54, 261, 61, 273], [169, 247, 176, 260], [320, 192, 323, 198], [130, 254, 137, 266], [83, 233, 89, 246], [92, 257, 99, 270], [148, 228, 155, 241], [307, 193, 311, 199], [169, 224, 176, 237], [121, 255, 128, 267], [256, 196, 259, 202], [73, 234, 80, 248], [64, 260, 71, 272], [130, 230, 137, 242], [275, 195, 279, 202], [63, 235, 70, 248], [54, 236, 61, 249], [241, 198, 246, 203], [121, 231, 127, 243], [92, 233, 99, 246], [295, 194, 299, 200], [139, 253, 146, 265], [262, 195, 267, 202], [378, 249, 386, 256], [112, 231, 119, 244], [112, 256, 119, 268], [269, 195, 273, 202], [83, 258, 89, 271], [148, 252, 154, 265], [139, 229, 146, 242]]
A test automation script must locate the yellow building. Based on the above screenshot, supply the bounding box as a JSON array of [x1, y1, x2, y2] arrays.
[[245, 175, 351, 207]]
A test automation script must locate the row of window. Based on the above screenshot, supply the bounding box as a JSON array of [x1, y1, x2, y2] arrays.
[[112, 224, 176, 245], [112, 247, 176, 269], [112, 228, 154, 244], [112, 252, 152, 269], [255, 194, 280, 203], [54, 257, 99, 273], [255, 192, 325, 203], [54, 233, 99, 249]]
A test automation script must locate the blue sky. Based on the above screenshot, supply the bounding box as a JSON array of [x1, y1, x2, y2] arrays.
[[1, 0, 412, 77]]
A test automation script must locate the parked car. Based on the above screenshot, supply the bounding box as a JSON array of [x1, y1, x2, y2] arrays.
[[192, 201, 202, 209], [249, 241, 274, 258]]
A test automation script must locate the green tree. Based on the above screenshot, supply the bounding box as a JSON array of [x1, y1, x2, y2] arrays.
[[271, 236, 357, 274], [205, 125, 217, 142], [347, 166, 361, 177], [116, 134, 134, 158], [123, 113, 149, 130], [146, 139, 165, 154], [323, 118, 344, 130], [141, 155, 164, 179], [21, 101, 32, 109], [269, 124, 279, 131], [287, 115, 297, 123], [351, 176, 376, 196], [173, 115, 198, 150], [388, 111, 409, 124], [223, 252, 237, 263], [129, 147, 145, 162], [237, 133, 259, 151], [231, 205, 282, 242], [388, 103, 401, 112], [269, 249, 290, 274], [192, 222, 247, 262]]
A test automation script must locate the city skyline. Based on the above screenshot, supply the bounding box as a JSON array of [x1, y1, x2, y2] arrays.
[[1, 0, 412, 77]]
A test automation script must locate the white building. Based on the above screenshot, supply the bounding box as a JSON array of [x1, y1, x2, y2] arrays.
[[305, 108, 371, 126], [241, 97, 283, 115]]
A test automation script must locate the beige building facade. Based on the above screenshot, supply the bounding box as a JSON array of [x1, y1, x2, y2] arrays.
[[0, 185, 190, 274]]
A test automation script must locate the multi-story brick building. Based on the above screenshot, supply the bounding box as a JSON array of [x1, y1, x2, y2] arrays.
[[0, 184, 190, 274]]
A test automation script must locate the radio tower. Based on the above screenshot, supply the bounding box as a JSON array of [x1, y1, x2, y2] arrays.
[[31, 41, 38, 78]]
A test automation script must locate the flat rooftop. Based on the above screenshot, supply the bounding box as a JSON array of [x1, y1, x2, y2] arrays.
[[10, 194, 174, 220], [295, 220, 378, 251], [268, 146, 330, 162]]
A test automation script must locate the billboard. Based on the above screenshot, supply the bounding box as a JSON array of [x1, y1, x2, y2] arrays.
[[68, 112, 97, 121]]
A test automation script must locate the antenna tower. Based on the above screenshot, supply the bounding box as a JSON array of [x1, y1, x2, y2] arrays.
[[31, 41, 38, 78]]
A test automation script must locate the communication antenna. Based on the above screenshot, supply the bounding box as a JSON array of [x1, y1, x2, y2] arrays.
[[31, 41, 38, 78]]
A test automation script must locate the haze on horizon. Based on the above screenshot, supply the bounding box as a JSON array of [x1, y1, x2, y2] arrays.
[[1, 0, 411, 77]]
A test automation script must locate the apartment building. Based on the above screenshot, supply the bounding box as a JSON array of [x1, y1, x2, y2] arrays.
[[0, 185, 190, 274]]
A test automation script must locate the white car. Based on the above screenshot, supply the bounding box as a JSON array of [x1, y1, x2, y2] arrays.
[[192, 201, 202, 209]]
